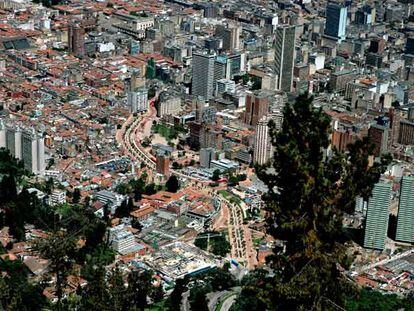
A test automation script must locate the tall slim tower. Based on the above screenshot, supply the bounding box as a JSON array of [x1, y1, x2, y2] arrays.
[[68, 22, 85, 58], [244, 91, 270, 126], [192, 52, 215, 100], [325, 3, 347, 41], [396, 176, 414, 243], [0, 119, 5, 148], [128, 87, 148, 113], [253, 116, 273, 165], [274, 25, 296, 92], [363, 182, 391, 250], [6, 126, 22, 159]]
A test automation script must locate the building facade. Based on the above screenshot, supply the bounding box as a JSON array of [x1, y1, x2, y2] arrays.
[[325, 3, 347, 40], [363, 182, 391, 250], [274, 25, 296, 92], [396, 176, 414, 243], [192, 52, 215, 100]]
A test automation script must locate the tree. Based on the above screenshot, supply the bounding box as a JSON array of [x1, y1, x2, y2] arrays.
[[172, 161, 182, 169], [212, 169, 221, 182], [254, 94, 392, 310], [0, 258, 49, 310], [34, 231, 77, 307], [166, 175, 180, 193], [144, 183, 157, 195], [189, 282, 210, 311], [131, 218, 143, 232], [126, 270, 154, 310], [72, 188, 81, 204], [167, 278, 187, 311], [194, 232, 230, 257], [115, 199, 130, 218]]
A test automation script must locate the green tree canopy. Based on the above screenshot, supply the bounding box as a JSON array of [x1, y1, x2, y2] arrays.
[[252, 94, 392, 310]]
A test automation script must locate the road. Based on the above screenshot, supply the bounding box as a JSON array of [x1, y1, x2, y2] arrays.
[[117, 103, 211, 185], [219, 195, 257, 269]]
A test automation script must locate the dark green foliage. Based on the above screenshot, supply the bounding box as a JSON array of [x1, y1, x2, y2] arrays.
[[115, 198, 134, 218], [194, 231, 231, 257], [0, 148, 27, 204], [0, 259, 49, 310], [167, 278, 187, 311], [34, 231, 77, 306], [253, 94, 392, 310], [131, 218, 143, 231], [81, 244, 115, 281], [144, 183, 157, 195], [231, 270, 270, 311], [345, 289, 414, 311], [212, 169, 221, 181], [72, 188, 81, 204], [189, 282, 210, 311], [166, 175, 180, 193], [172, 161, 182, 169]]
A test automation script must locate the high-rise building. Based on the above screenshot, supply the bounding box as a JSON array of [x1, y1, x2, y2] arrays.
[[274, 25, 296, 92], [244, 91, 270, 126], [363, 182, 391, 250], [200, 147, 215, 168], [156, 154, 170, 176], [398, 120, 414, 145], [325, 3, 347, 40], [128, 87, 148, 113], [156, 93, 181, 117], [5, 126, 22, 159], [354, 5, 376, 26], [21, 129, 45, 175], [215, 24, 241, 51], [396, 176, 414, 243], [368, 117, 390, 156], [253, 116, 273, 165], [3, 125, 45, 175], [126, 70, 145, 93], [406, 37, 414, 55], [192, 52, 215, 100], [0, 119, 6, 148], [68, 22, 85, 58]]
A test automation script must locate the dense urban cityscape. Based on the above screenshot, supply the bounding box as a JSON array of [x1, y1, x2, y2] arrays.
[[1, 0, 414, 310]]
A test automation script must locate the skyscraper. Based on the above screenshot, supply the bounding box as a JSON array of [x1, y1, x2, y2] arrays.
[[68, 22, 85, 58], [325, 3, 347, 40], [128, 87, 148, 113], [21, 129, 45, 175], [274, 25, 296, 92], [6, 126, 22, 159], [156, 154, 170, 176], [396, 176, 414, 243], [0, 119, 6, 148], [216, 24, 241, 51], [244, 91, 270, 126], [192, 52, 215, 100], [253, 116, 273, 165], [363, 182, 391, 250]]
